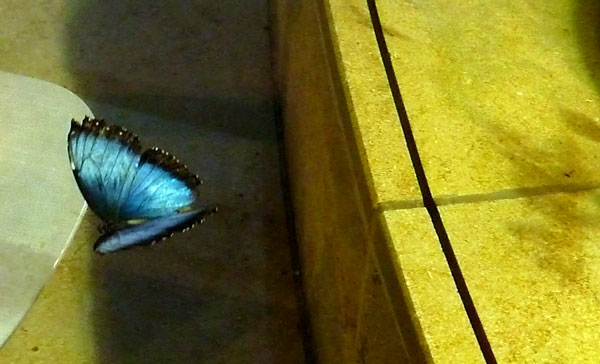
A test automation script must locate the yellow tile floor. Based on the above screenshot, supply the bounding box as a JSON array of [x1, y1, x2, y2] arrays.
[[274, 0, 600, 362]]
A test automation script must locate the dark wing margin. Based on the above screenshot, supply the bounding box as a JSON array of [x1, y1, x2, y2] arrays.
[[139, 147, 203, 190], [69, 117, 142, 158]]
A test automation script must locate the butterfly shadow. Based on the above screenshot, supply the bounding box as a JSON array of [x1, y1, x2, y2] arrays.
[[85, 199, 304, 364], [89, 253, 267, 363]]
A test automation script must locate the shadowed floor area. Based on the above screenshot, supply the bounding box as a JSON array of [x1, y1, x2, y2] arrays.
[[0, 1, 308, 363]]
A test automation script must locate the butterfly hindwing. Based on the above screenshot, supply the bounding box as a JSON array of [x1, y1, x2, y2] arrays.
[[94, 207, 217, 254], [68, 117, 202, 223]]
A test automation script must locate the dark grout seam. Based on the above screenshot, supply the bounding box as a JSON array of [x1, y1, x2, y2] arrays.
[[272, 99, 319, 364], [380, 182, 600, 211], [267, 3, 318, 362], [365, 1, 498, 363]]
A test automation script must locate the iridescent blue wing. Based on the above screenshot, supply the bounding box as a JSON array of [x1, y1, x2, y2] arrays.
[[117, 146, 201, 221], [68, 118, 142, 222], [94, 207, 217, 254], [67, 117, 202, 223]]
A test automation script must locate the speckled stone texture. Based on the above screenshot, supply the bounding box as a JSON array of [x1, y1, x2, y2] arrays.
[[274, 0, 600, 363]]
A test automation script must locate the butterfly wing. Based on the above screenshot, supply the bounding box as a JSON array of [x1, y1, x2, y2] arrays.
[[117, 147, 202, 221], [94, 207, 217, 254], [68, 117, 202, 223], [68, 118, 142, 222]]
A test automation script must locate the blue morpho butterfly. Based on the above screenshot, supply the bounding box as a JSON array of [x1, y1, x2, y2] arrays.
[[67, 117, 217, 254]]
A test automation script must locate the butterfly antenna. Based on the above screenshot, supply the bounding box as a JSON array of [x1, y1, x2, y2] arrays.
[[72, 238, 88, 256], [199, 205, 218, 221]]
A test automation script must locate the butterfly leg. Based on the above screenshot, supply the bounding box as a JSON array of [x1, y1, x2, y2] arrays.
[[97, 224, 112, 234]]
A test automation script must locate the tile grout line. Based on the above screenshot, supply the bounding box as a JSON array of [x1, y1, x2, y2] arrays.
[[379, 182, 600, 211], [267, 2, 318, 361], [365, 1, 498, 363], [352, 249, 371, 347], [271, 98, 318, 364]]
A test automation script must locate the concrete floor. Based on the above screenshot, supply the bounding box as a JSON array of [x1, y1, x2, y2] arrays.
[[0, 1, 308, 363]]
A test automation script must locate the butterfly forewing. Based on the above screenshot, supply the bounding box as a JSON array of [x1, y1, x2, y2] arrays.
[[68, 119, 142, 222], [119, 148, 199, 219], [68, 117, 200, 223]]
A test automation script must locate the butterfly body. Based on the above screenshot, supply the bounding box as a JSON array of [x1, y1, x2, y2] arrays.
[[68, 117, 215, 253]]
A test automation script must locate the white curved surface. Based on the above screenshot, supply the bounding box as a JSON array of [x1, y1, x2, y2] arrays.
[[0, 71, 91, 345]]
